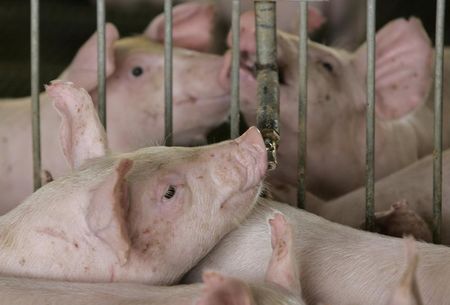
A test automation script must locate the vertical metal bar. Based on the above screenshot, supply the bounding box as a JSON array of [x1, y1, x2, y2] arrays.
[[230, 0, 241, 139], [365, 0, 376, 231], [432, 0, 446, 244], [164, 0, 173, 146], [255, 1, 279, 170], [96, 0, 107, 129], [297, 1, 308, 209], [31, 0, 41, 190]]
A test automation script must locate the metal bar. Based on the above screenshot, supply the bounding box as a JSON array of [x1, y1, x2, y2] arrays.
[[297, 1, 308, 209], [164, 0, 173, 146], [365, 0, 376, 231], [230, 0, 241, 139], [31, 0, 41, 190], [96, 0, 107, 129], [432, 0, 446, 244], [255, 1, 280, 171]]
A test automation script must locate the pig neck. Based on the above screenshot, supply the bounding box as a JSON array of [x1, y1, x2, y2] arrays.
[[202, 199, 450, 305]]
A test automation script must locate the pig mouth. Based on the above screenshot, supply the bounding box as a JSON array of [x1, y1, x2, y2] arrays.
[[220, 50, 257, 90]]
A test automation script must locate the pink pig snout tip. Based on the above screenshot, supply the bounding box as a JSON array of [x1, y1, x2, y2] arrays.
[[236, 127, 263, 147], [236, 127, 268, 180]]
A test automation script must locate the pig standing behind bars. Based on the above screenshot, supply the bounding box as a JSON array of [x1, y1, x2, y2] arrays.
[[221, 13, 448, 203], [0, 3, 230, 214], [184, 198, 450, 305], [0, 213, 304, 305]]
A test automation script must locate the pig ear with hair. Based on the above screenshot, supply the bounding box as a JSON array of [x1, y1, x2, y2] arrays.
[[60, 23, 119, 92], [144, 2, 215, 52], [373, 199, 432, 243], [86, 159, 133, 266], [196, 271, 257, 305], [266, 213, 302, 297], [354, 18, 433, 120], [46, 81, 108, 170], [386, 236, 423, 305]]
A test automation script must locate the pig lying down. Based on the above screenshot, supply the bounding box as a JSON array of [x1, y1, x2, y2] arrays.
[[0, 81, 267, 283], [222, 13, 437, 203], [0, 214, 304, 305], [0, 3, 230, 213], [184, 198, 450, 305]]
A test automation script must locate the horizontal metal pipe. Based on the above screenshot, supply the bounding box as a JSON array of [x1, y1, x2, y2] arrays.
[[255, 0, 280, 171], [432, 0, 446, 244], [97, 0, 107, 129], [230, 0, 241, 139], [31, 0, 41, 191], [164, 0, 173, 146], [365, 0, 376, 231], [297, 0, 308, 209]]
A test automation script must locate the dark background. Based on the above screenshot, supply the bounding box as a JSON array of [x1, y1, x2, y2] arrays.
[[0, 0, 449, 98]]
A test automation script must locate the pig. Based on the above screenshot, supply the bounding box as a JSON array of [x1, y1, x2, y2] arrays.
[[0, 3, 230, 214], [309, 149, 450, 245], [386, 236, 423, 305], [0, 80, 267, 283], [183, 198, 450, 305], [220, 13, 442, 203], [369, 200, 432, 243], [0, 214, 303, 305]]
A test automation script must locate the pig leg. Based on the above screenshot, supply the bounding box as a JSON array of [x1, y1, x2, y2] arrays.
[[386, 237, 424, 305], [46, 81, 108, 169]]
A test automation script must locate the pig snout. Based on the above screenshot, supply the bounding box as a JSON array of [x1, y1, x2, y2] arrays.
[[210, 127, 267, 193], [234, 127, 267, 191]]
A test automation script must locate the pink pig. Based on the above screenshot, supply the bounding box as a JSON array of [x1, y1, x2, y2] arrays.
[[220, 13, 436, 203], [0, 3, 230, 213], [0, 81, 266, 284]]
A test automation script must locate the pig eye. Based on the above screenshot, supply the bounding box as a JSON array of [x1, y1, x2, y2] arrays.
[[320, 61, 334, 73], [131, 66, 144, 77], [163, 185, 176, 199]]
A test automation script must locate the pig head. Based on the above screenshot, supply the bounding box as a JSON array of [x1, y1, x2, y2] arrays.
[[221, 14, 434, 203]]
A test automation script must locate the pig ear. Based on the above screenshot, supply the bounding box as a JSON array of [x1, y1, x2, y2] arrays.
[[144, 2, 215, 52], [197, 271, 256, 305], [354, 18, 433, 120], [60, 23, 119, 92], [86, 159, 133, 266], [373, 199, 432, 243], [46, 81, 108, 170], [386, 236, 423, 305], [307, 6, 326, 33], [266, 213, 302, 297]]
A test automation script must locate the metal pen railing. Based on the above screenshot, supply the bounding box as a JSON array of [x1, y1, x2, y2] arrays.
[[433, 0, 447, 244], [31, 0, 41, 191], [365, 0, 376, 232]]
